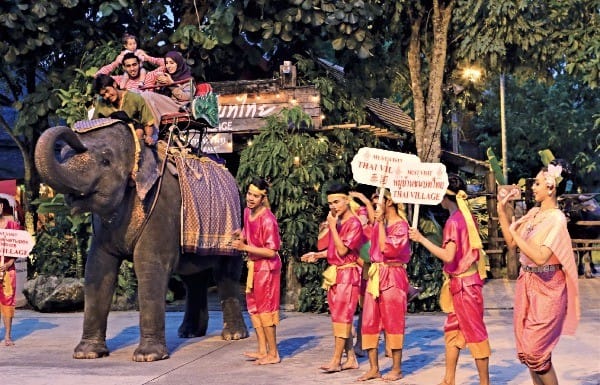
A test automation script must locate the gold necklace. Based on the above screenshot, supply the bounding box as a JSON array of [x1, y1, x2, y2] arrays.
[[525, 207, 556, 234]]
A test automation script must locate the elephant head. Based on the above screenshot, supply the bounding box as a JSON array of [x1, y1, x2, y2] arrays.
[[35, 119, 159, 218]]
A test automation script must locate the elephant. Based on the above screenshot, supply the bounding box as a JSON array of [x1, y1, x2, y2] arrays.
[[34, 118, 248, 361]]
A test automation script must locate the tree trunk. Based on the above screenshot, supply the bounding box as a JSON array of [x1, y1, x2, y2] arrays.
[[408, 14, 426, 160], [282, 258, 302, 311], [408, 0, 455, 163]]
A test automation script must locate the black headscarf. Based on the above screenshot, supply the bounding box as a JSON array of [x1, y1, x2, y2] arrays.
[[165, 51, 192, 81]]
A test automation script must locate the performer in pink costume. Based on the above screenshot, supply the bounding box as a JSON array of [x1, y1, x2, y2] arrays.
[[0, 198, 21, 346], [301, 182, 366, 373], [409, 174, 490, 385], [497, 163, 579, 385], [232, 178, 282, 365], [358, 189, 411, 382]]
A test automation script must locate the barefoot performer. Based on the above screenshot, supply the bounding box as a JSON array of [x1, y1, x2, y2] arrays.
[[497, 163, 579, 385], [0, 198, 21, 347], [301, 182, 366, 373], [408, 174, 490, 385], [232, 178, 282, 365], [357, 189, 411, 382]]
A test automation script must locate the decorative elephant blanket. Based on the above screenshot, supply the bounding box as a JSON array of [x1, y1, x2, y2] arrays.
[[172, 153, 241, 256]]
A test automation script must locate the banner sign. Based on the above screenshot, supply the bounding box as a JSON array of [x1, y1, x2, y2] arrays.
[[351, 147, 419, 187], [351, 147, 448, 205], [388, 162, 448, 205], [0, 228, 35, 258]]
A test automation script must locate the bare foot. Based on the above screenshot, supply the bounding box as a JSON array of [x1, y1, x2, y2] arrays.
[[4, 339, 15, 346], [319, 362, 342, 373], [382, 371, 403, 381], [357, 370, 381, 381], [255, 355, 281, 365], [341, 356, 359, 370], [243, 351, 266, 360], [437, 379, 452, 385]]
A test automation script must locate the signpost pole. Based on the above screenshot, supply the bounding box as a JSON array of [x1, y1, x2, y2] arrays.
[[412, 204, 420, 229]]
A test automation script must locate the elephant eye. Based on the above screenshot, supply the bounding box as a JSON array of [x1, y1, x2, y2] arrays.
[[101, 158, 110, 167]]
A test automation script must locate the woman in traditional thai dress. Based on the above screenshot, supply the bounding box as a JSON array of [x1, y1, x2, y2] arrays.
[[497, 163, 580, 385], [0, 198, 21, 346]]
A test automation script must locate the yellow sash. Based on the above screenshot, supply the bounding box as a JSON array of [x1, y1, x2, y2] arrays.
[[366, 263, 381, 299], [321, 263, 358, 291], [455, 190, 487, 280], [245, 260, 254, 293], [321, 265, 337, 291], [439, 263, 478, 313]]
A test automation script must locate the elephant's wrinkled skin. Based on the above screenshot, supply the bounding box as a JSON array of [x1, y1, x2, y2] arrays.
[[34, 122, 248, 361]]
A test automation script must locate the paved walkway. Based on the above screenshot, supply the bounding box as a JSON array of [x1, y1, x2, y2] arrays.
[[2, 279, 599, 385]]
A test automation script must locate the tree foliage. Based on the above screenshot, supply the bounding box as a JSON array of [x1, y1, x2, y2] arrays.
[[472, 74, 600, 191]]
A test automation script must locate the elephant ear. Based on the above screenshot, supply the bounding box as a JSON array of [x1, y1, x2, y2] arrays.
[[135, 145, 160, 201]]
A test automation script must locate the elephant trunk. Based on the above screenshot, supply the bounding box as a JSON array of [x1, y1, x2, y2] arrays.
[[35, 126, 89, 194]]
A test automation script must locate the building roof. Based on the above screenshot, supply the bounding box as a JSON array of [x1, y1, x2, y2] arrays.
[[364, 98, 414, 135]]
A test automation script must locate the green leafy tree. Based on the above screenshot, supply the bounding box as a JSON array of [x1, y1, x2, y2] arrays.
[[472, 74, 599, 191]]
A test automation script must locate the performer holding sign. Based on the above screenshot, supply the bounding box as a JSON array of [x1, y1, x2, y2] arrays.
[[0, 198, 21, 346], [408, 174, 490, 385]]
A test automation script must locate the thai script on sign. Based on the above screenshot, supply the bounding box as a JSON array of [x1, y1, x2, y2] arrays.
[[351, 147, 448, 205]]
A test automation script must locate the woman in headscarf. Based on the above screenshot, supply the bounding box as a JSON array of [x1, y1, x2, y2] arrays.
[[156, 51, 193, 103], [140, 50, 194, 126]]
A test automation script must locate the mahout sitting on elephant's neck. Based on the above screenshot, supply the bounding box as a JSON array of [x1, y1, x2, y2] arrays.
[[34, 121, 248, 362]]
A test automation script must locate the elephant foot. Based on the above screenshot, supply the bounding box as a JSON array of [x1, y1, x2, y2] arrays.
[[73, 340, 110, 359], [178, 323, 208, 338], [221, 320, 249, 341], [132, 342, 169, 362], [221, 297, 248, 340]]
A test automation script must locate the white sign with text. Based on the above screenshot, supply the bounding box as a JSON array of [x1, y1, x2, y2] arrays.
[[0, 228, 35, 258]]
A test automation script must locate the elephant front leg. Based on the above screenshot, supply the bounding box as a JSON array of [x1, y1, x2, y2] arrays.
[[133, 257, 170, 362], [73, 249, 119, 359]]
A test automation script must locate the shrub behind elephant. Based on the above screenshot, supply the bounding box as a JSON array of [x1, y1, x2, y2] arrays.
[[34, 119, 248, 361]]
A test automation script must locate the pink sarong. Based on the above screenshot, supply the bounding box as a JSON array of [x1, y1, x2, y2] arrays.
[[513, 208, 580, 372]]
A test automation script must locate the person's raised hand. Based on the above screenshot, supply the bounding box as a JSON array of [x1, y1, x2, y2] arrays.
[[144, 135, 156, 146], [408, 227, 422, 243], [326, 210, 338, 228], [374, 206, 384, 223], [300, 252, 317, 263], [157, 73, 173, 85]]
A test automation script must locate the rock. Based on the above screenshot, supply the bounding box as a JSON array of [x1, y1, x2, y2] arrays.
[[23, 276, 84, 312]]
